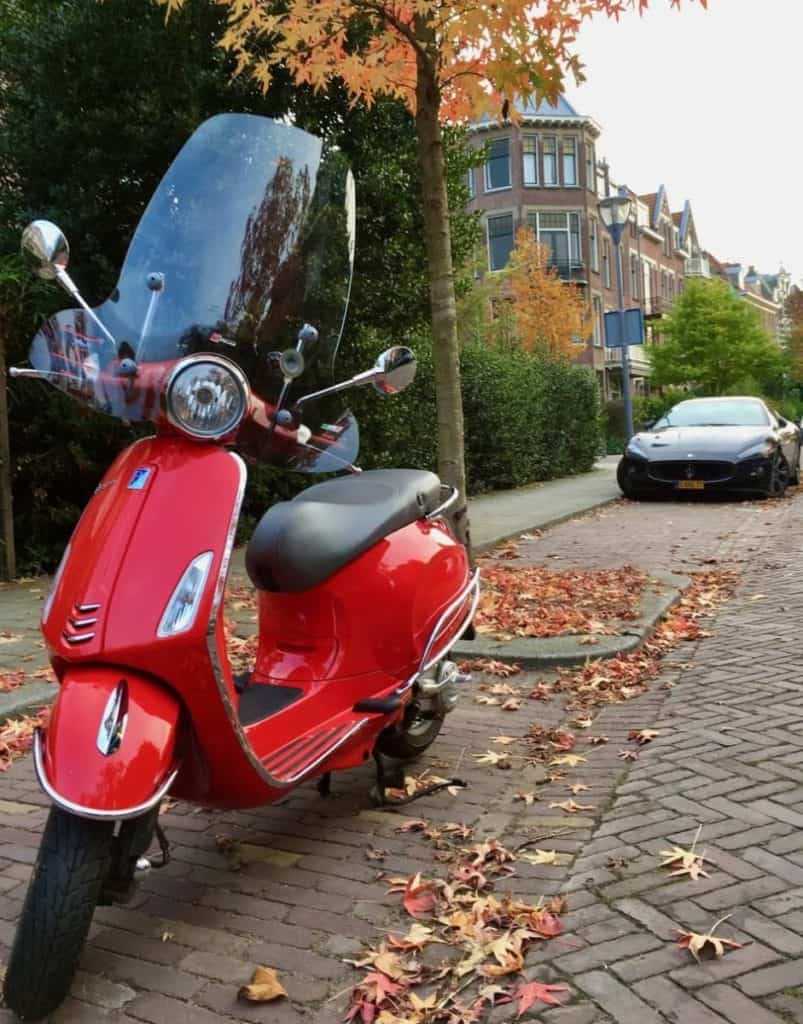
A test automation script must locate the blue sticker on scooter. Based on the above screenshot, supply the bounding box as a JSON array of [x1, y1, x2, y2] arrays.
[[128, 468, 151, 490]]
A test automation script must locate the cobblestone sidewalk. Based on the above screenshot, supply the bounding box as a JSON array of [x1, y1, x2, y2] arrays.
[[0, 492, 801, 1023]]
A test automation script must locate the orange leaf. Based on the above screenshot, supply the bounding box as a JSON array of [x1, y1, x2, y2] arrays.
[[238, 966, 287, 1002]]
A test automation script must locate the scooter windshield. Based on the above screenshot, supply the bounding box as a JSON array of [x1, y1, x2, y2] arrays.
[[28, 114, 359, 472]]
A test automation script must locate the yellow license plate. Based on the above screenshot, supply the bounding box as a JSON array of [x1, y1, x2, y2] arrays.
[[677, 480, 705, 490]]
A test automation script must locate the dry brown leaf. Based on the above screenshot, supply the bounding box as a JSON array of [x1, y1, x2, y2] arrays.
[[569, 783, 590, 794], [491, 735, 519, 745], [550, 754, 587, 768], [520, 848, 558, 865], [629, 729, 660, 745], [238, 966, 287, 1003], [514, 791, 536, 805], [677, 915, 743, 961], [475, 751, 512, 767], [618, 749, 638, 762], [549, 799, 595, 814]]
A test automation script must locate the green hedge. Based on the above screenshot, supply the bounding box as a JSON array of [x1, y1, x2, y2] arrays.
[[239, 330, 603, 537]]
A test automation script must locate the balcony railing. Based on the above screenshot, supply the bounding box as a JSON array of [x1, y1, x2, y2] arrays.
[[547, 259, 587, 283], [685, 256, 711, 278], [641, 296, 667, 318]]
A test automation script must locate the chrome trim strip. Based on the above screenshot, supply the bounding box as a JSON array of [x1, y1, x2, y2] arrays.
[[70, 617, 97, 629], [419, 569, 480, 674], [278, 721, 367, 784], [205, 455, 301, 791], [63, 631, 95, 644], [33, 730, 178, 821], [425, 485, 459, 521], [77, 603, 101, 613], [96, 680, 128, 756]]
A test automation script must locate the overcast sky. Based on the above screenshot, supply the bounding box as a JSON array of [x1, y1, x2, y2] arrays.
[[564, 0, 801, 283]]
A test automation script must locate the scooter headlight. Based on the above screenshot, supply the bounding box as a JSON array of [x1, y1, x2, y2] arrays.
[[166, 357, 248, 440]]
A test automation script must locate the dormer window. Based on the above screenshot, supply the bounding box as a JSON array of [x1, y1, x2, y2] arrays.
[[484, 138, 511, 192]]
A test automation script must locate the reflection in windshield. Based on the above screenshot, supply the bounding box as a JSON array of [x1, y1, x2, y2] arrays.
[[27, 114, 359, 473], [658, 399, 770, 429]]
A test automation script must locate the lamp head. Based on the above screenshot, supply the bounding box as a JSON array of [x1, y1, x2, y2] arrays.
[[598, 194, 633, 233]]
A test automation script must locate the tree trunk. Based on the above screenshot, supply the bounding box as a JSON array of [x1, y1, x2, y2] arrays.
[[0, 324, 16, 580], [413, 56, 471, 552]]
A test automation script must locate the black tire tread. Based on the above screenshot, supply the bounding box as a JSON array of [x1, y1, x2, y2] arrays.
[[3, 807, 113, 1021], [376, 715, 444, 759]]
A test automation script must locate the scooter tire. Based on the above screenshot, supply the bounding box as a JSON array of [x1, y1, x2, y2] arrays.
[[3, 806, 114, 1021], [376, 713, 444, 760]]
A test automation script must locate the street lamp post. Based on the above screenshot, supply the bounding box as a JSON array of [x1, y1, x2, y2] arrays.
[[598, 194, 635, 442]]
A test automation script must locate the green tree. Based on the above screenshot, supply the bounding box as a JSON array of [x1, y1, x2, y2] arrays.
[[0, 0, 478, 571], [649, 278, 784, 395]]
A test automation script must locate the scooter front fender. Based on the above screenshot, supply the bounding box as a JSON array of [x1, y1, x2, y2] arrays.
[[35, 666, 180, 820]]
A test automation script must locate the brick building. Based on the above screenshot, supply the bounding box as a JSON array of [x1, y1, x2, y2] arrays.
[[468, 98, 704, 399]]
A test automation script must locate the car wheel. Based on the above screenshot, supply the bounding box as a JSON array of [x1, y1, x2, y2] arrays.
[[791, 455, 801, 486], [616, 461, 645, 500], [767, 454, 790, 498]]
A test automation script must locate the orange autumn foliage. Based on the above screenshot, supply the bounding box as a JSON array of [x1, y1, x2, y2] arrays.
[[161, 0, 706, 125], [507, 227, 591, 361]]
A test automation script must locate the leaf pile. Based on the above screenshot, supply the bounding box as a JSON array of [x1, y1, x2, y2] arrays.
[[474, 565, 646, 640], [532, 569, 738, 715], [346, 863, 567, 1022], [0, 707, 50, 771]]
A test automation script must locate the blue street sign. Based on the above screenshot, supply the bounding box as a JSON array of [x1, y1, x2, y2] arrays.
[[604, 308, 644, 348]]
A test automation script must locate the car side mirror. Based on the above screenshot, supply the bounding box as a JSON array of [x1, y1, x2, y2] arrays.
[[641, 419, 656, 432], [777, 416, 788, 428], [21, 220, 70, 280], [372, 346, 416, 395]]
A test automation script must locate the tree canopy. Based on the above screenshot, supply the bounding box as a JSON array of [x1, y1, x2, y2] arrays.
[[649, 278, 784, 395]]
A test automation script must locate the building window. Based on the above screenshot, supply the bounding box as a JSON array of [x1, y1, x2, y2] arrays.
[[562, 137, 578, 186], [484, 138, 511, 192], [663, 223, 672, 256], [661, 270, 668, 296], [589, 217, 599, 273], [487, 213, 514, 271], [527, 210, 582, 273], [630, 253, 640, 299], [669, 273, 676, 299], [466, 167, 475, 198], [585, 142, 596, 193], [543, 136, 558, 185], [592, 296, 603, 347], [522, 135, 538, 186], [602, 238, 611, 288]]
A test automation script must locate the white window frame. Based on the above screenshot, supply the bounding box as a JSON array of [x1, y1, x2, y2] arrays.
[[592, 295, 604, 348], [525, 209, 583, 271], [466, 167, 475, 198], [486, 211, 515, 272], [589, 217, 599, 273], [562, 136, 578, 187], [542, 135, 558, 186], [602, 237, 612, 288], [522, 134, 538, 187], [585, 141, 597, 194], [484, 137, 512, 193]]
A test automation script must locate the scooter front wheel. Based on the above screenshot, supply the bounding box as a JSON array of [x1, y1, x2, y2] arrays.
[[376, 706, 444, 760], [3, 806, 114, 1021]]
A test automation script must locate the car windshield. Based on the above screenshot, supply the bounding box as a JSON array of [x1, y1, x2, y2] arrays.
[[656, 399, 770, 429]]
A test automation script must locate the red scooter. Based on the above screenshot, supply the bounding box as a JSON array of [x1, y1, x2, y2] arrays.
[[3, 114, 477, 1021]]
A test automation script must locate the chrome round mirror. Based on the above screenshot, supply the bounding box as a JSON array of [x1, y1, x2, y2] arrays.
[[373, 346, 416, 395], [279, 349, 305, 380], [21, 220, 69, 280]]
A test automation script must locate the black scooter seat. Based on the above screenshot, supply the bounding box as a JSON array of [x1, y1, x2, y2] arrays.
[[245, 469, 442, 593]]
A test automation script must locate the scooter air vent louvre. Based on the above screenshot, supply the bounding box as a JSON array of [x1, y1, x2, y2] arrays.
[[62, 601, 101, 645]]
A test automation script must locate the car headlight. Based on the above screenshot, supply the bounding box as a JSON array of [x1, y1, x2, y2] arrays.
[[738, 442, 775, 461], [624, 442, 647, 459], [166, 357, 249, 440]]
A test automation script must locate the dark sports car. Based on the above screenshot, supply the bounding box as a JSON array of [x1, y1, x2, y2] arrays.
[[617, 396, 801, 499]]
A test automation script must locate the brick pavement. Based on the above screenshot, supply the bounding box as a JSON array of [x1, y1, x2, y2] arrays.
[[1, 493, 803, 1022]]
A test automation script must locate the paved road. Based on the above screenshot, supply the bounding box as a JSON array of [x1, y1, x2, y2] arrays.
[[3, 488, 802, 1022]]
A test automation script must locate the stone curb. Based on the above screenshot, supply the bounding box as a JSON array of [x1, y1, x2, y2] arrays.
[[453, 569, 690, 668], [0, 681, 58, 723]]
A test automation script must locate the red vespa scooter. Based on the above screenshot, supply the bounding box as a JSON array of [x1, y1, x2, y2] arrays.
[[3, 114, 478, 1021]]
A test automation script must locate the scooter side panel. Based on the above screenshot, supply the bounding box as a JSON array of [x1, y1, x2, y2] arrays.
[[43, 666, 179, 813]]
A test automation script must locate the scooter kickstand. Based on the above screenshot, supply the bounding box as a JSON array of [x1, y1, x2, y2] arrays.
[[317, 772, 332, 798]]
